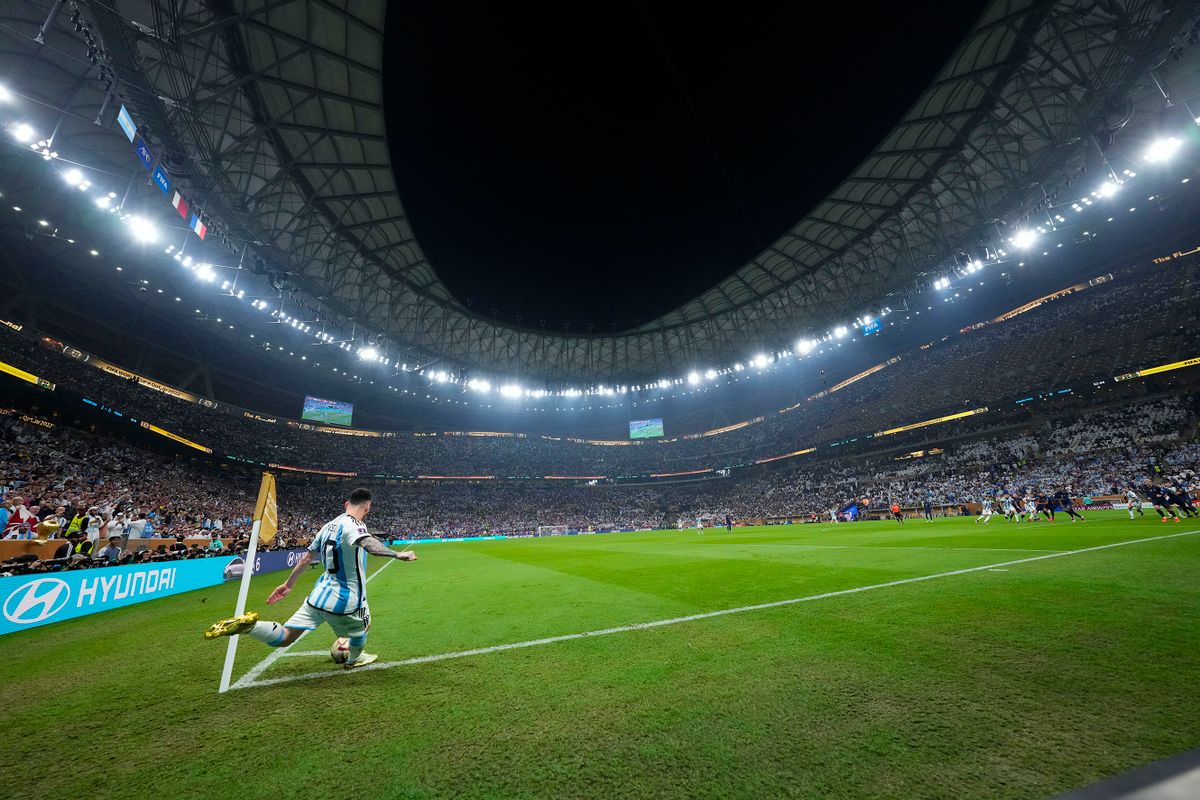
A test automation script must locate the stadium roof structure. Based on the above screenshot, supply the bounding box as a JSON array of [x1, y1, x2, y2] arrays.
[[1, 0, 1199, 384]]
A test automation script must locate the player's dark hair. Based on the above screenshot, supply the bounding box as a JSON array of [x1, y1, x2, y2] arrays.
[[349, 487, 372, 505]]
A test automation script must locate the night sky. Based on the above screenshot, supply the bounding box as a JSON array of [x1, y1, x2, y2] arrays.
[[383, 4, 989, 331]]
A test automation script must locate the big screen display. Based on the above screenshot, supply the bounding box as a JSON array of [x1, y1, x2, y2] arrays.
[[301, 395, 354, 427], [629, 418, 665, 439]]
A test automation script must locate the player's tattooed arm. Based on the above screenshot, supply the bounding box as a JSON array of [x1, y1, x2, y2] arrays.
[[358, 535, 418, 561]]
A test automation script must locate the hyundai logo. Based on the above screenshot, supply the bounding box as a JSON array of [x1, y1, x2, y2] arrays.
[[3, 578, 71, 625]]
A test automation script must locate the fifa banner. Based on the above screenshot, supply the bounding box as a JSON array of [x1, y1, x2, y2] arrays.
[[0, 557, 237, 636]]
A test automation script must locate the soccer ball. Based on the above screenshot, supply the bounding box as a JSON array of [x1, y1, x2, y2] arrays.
[[330, 637, 350, 664]]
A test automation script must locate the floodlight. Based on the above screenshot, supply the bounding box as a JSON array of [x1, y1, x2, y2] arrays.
[[127, 216, 157, 243], [10, 123, 34, 143], [1144, 137, 1181, 163], [797, 339, 814, 355], [834, 326, 848, 338], [63, 168, 83, 186], [1012, 229, 1038, 249], [1096, 181, 1120, 198], [687, 371, 700, 385]]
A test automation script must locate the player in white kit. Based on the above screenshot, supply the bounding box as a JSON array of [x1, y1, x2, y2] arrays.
[[975, 497, 994, 524], [204, 488, 416, 669], [1125, 486, 1144, 519], [1023, 494, 1038, 522], [1000, 494, 1017, 522]]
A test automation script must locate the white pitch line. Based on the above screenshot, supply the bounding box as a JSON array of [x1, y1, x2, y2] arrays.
[[230, 557, 399, 690], [726, 544, 1061, 553], [235, 528, 1200, 691]]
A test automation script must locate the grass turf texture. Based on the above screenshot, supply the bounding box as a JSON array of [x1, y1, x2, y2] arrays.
[[1, 512, 1197, 799]]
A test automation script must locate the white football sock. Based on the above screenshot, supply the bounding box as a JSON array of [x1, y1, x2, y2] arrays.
[[249, 621, 287, 647]]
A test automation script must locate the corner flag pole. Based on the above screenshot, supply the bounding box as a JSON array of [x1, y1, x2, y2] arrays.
[[218, 518, 260, 693], [218, 472, 278, 694]]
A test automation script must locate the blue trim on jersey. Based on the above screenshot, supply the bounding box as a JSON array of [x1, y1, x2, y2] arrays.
[[306, 514, 368, 614], [331, 522, 350, 614]]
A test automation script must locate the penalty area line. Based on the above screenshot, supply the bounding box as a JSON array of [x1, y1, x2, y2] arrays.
[[229, 556, 399, 690], [235, 528, 1200, 691]]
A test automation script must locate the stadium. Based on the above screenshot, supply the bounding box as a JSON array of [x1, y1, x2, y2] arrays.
[[1, 1, 1199, 798]]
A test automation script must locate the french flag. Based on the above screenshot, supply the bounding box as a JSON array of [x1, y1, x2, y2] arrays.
[[171, 190, 189, 220], [190, 214, 207, 240]]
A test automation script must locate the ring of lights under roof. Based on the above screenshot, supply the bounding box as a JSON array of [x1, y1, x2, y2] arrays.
[[1, 0, 1198, 384]]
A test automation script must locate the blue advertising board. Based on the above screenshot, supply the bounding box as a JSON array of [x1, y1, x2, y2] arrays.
[[133, 135, 154, 170], [0, 557, 236, 636], [861, 318, 881, 336], [151, 164, 172, 195], [250, 547, 310, 576]]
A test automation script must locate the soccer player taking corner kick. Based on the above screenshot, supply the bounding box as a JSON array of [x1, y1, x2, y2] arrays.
[[203, 487, 416, 669]]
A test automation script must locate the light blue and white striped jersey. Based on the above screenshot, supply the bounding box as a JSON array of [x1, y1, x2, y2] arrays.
[[306, 513, 371, 614]]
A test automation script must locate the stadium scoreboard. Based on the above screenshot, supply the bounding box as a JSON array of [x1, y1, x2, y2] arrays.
[[629, 418, 664, 439], [301, 395, 354, 427]]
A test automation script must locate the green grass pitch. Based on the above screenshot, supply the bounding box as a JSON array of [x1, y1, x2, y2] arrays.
[[2, 512, 1198, 799]]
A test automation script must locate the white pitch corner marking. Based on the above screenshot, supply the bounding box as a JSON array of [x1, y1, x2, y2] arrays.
[[230, 556, 399, 690], [235, 529, 1199, 691]]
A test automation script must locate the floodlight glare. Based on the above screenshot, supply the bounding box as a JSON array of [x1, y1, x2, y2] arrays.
[[834, 326, 848, 338], [0, 85, 11, 102], [1096, 180, 1120, 198], [10, 123, 34, 143], [94, 195, 111, 209], [687, 371, 700, 385], [1144, 137, 1181, 163], [359, 347, 379, 361], [127, 216, 158, 243], [750, 354, 770, 368], [797, 339, 815, 355], [704, 369, 718, 380], [63, 168, 83, 186], [500, 383, 521, 398], [1012, 229, 1038, 249], [196, 264, 217, 282]]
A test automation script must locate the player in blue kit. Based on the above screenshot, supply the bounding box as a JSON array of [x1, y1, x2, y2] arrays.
[[204, 488, 416, 669]]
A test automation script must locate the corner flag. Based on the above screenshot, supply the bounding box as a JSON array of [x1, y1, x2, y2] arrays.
[[253, 472, 278, 547]]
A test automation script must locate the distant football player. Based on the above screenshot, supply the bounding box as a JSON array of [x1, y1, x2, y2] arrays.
[[1124, 486, 1144, 519], [1054, 488, 1085, 522], [890, 502, 904, 524], [1166, 483, 1197, 518], [1023, 494, 1039, 522], [204, 488, 416, 669], [975, 496, 994, 524], [1038, 494, 1056, 522], [1000, 493, 1017, 522], [1143, 483, 1179, 523]]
